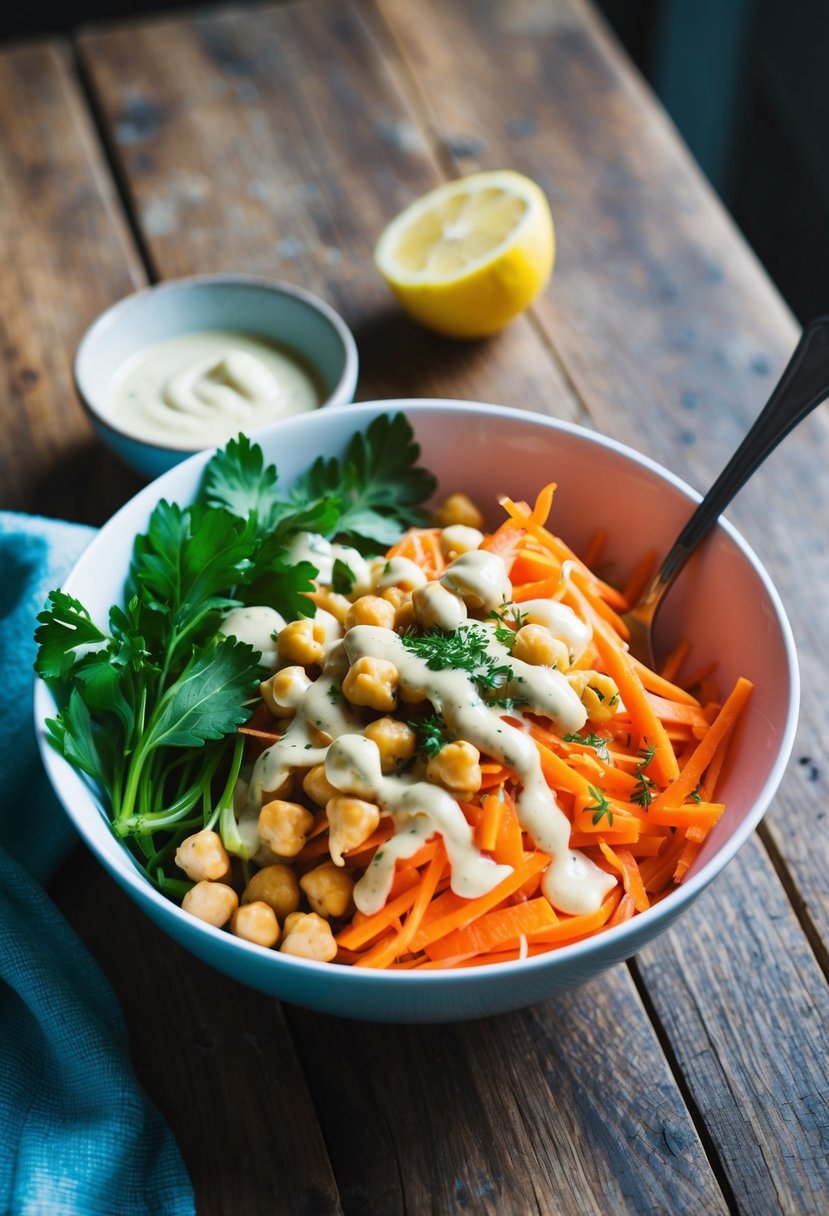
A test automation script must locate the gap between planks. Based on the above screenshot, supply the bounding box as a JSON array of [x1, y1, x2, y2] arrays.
[[69, 38, 160, 283]]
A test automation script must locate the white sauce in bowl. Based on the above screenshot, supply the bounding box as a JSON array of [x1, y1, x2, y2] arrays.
[[104, 330, 324, 448]]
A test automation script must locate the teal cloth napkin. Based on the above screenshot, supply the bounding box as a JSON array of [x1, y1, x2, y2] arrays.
[[0, 512, 195, 1216]]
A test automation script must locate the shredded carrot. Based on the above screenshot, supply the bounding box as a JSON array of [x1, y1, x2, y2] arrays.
[[241, 475, 753, 972]]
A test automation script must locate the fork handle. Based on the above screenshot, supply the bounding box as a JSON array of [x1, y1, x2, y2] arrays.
[[644, 314, 829, 605]]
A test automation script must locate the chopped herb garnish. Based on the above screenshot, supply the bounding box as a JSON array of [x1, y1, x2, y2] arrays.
[[326, 683, 341, 705], [690, 783, 703, 803], [563, 730, 611, 762], [400, 624, 514, 701], [409, 712, 453, 759], [586, 784, 614, 826], [631, 741, 657, 808]]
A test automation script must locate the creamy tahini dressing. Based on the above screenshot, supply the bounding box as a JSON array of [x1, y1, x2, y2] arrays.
[[343, 622, 614, 915], [221, 606, 285, 669], [105, 330, 323, 449], [240, 547, 616, 917], [285, 532, 372, 590], [439, 549, 512, 612]]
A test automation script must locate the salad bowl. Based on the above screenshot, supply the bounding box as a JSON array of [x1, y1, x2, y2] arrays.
[[34, 400, 798, 1022]]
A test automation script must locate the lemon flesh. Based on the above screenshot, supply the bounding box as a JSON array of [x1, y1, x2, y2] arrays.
[[374, 171, 555, 339]]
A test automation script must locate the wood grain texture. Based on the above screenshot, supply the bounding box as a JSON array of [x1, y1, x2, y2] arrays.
[[286, 968, 729, 1216], [72, 5, 740, 1212], [372, 0, 829, 969], [76, 2, 580, 417], [50, 852, 344, 1216], [636, 835, 829, 1216], [374, 0, 829, 1206], [0, 42, 145, 521]]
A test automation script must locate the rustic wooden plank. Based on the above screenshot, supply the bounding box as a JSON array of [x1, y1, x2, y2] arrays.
[[636, 835, 829, 1215], [50, 852, 344, 1216], [76, 5, 734, 1211], [0, 37, 340, 1216], [76, 3, 580, 418], [0, 42, 145, 522], [285, 968, 730, 1216], [374, 0, 829, 1207]]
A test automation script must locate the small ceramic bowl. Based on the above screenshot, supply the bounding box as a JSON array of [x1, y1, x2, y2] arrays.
[[74, 275, 359, 479], [34, 401, 799, 1022]]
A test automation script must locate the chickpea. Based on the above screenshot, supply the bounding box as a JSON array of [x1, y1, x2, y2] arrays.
[[427, 740, 482, 796], [280, 912, 338, 962], [379, 585, 411, 612], [326, 795, 381, 865], [567, 671, 621, 725], [512, 624, 570, 671], [277, 618, 327, 666], [258, 799, 315, 858], [303, 763, 339, 808], [394, 599, 416, 633], [260, 665, 311, 717], [174, 829, 231, 882], [363, 717, 416, 773], [231, 901, 281, 948], [374, 556, 427, 592], [300, 861, 355, 919], [397, 681, 429, 705], [182, 880, 238, 928], [262, 769, 294, 802], [344, 594, 396, 631], [342, 656, 398, 711], [412, 582, 467, 632], [242, 864, 300, 921], [310, 589, 350, 624], [440, 524, 484, 557], [435, 492, 484, 530]]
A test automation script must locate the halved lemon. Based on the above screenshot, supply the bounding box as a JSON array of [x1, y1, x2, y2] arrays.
[[374, 170, 555, 339]]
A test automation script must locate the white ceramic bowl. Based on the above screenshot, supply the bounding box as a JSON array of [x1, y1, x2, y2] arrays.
[[74, 275, 359, 479], [34, 401, 799, 1022]]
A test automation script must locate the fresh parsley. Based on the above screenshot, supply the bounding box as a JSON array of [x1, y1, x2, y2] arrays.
[[35, 415, 437, 888]]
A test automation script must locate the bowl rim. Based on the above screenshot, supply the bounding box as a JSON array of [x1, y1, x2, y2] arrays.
[[73, 272, 360, 455], [34, 398, 800, 986]]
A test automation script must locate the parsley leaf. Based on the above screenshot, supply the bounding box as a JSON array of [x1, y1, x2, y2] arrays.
[[202, 433, 281, 534], [34, 592, 110, 680], [289, 414, 437, 550], [332, 559, 357, 596]]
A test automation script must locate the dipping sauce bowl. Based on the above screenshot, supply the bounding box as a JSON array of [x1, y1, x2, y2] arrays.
[[74, 274, 359, 479]]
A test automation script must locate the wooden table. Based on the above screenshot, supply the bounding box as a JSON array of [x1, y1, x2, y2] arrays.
[[3, 2, 828, 1212]]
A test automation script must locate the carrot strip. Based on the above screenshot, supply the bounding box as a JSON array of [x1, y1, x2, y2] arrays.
[[630, 657, 702, 707], [356, 844, 447, 968], [650, 677, 753, 813], [621, 549, 657, 609], [512, 577, 561, 603], [425, 897, 557, 961], [660, 639, 691, 685], [567, 584, 679, 787], [526, 889, 622, 945], [478, 793, 505, 853], [410, 851, 550, 953], [598, 843, 650, 912], [581, 527, 608, 570], [607, 892, 637, 927]]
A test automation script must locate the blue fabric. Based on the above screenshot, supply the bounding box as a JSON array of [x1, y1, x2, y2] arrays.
[[0, 512, 195, 1216]]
